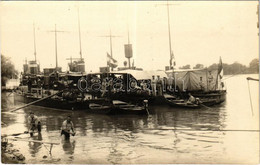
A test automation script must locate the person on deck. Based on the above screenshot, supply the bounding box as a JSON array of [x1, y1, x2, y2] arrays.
[[61, 115, 75, 140], [27, 112, 41, 136], [187, 93, 196, 104], [175, 85, 183, 98], [157, 76, 163, 96], [27, 77, 32, 93], [101, 78, 107, 97], [199, 77, 205, 91], [167, 75, 174, 92], [208, 71, 213, 83], [151, 76, 157, 96], [208, 71, 214, 90], [162, 77, 167, 92]]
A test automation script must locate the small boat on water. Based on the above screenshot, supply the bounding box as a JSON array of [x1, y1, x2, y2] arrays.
[[112, 100, 148, 115], [165, 60, 226, 107], [164, 93, 220, 109], [89, 100, 149, 115], [88, 103, 113, 114], [164, 94, 201, 109]]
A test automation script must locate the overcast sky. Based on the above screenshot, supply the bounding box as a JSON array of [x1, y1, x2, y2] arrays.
[[0, 1, 258, 73]]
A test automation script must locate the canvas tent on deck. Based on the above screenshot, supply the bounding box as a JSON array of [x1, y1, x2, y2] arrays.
[[166, 68, 223, 92]]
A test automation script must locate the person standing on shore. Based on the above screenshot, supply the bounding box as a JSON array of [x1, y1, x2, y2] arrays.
[[61, 115, 75, 140]]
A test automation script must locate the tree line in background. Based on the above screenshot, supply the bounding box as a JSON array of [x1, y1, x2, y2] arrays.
[[179, 58, 259, 75], [1, 54, 18, 86]]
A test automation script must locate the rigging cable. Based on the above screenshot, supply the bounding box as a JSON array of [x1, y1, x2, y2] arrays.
[[247, 79, 254, 116]]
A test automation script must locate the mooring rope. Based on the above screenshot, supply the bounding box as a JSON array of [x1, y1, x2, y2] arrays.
[[247, 80, 254, 116], [150, 128, 260, 132], [222, 74, 238, 80], [7, 91, 14, 97]]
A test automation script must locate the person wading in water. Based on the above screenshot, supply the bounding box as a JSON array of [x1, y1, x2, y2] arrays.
[[27, 112, 41, 136], [61, 115, 75, 140]]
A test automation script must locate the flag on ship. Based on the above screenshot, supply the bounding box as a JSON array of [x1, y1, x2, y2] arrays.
[[107, 52, 118, 68], [218, 56, 223, 79]]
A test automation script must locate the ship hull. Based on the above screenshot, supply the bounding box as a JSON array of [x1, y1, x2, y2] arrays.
[[109, 90, 226, 106], [14, 92, 147, 115], [190, 90, 226, 106], [14, 92, 90, 111]]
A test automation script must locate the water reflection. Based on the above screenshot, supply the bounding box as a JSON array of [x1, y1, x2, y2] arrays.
[[62, 139, 76, 155], [10, 97, 226, 134], [1, 92, 15, 109], [150, 105, 225, 131], [28, 133, 42, 157], [107, 139, 123, 164]]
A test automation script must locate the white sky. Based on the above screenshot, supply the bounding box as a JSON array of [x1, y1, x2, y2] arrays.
[[0, 1, 258, 73]]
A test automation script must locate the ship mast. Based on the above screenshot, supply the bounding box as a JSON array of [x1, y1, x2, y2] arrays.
[[100, 30, 120, 71], [127, 29, 131, 68], [55, 24, 58, 69], [65, 7, 85, 73], [33, 23, 37, 62], [47, 24, 66, 71], [109, 30, 114, 71], [77, 8, 83, 60], [166, 1, 173, 69], [158, 1, 178, 70], [110, 30, 113, 59]]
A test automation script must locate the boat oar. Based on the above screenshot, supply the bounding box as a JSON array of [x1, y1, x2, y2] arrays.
[[10, 91, 63, 112], [247, 79, 254, 116], [146, 108, 150, 115], [2, 131, 29, 137], [195, 98, 212, 109], [11, 131, 29, 136], [200, 103, 211, 109]]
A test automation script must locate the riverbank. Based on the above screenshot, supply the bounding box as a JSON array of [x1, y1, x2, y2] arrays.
[[1, 137, 25, 164]]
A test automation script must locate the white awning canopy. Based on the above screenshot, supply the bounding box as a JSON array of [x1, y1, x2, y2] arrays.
[[111, 69, 167, 80]]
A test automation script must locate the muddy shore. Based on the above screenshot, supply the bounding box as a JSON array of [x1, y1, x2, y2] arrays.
[[1, 137, 25, 164]]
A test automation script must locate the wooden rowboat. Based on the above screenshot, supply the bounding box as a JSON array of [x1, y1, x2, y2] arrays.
[[164, 94, 201, 109], [112, 100, 148, 115], [88, 103, 113, 114]]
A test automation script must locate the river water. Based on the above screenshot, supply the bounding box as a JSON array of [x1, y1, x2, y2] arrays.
[[1, 74, 259, 164]]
